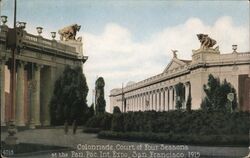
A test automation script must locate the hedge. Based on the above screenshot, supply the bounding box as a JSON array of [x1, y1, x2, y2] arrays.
[[110, 111, 250, 135], [98, 131, 249, 146], [85, 110, 249, 145]]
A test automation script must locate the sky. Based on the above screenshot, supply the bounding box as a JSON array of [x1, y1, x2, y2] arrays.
[[1, 0, 249, 112]]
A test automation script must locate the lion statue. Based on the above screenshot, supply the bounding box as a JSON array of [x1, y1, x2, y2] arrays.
[[197, 34, 217, 49], [58, 24, 81, 41]]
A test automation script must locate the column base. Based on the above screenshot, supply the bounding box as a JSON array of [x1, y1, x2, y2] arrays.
[[16, 122, 26, 127], [43, 120, 50, 126], [1, 121, 6, 126], [29, 123, 36, 129], [35, 122, 41, 126]]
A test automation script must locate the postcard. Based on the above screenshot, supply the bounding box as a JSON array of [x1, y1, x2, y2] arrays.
[[0, 0, 250, 158]]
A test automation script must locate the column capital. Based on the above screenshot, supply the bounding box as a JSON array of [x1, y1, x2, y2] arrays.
[[0, 58, 8, 65], [34, 64, 43, 70], [16, 60, 27, 68], [29, 80, 38, 91], [185, 81, 190, 86]]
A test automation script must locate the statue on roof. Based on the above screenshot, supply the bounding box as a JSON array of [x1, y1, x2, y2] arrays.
[[197, 34, 217, 49], [58, 24, 81, 41], [171, 50, 178, 58]]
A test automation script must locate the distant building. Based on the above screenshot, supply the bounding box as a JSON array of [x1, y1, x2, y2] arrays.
[[110, 35, 250, 112]]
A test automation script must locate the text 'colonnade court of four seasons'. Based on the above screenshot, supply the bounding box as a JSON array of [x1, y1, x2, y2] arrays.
[[0, 19, 86, 127], [110, 34, 250, 112]]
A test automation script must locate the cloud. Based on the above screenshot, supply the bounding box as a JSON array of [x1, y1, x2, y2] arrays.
[[82, 16, 249, 112]]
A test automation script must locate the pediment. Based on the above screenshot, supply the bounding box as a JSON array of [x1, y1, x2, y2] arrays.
[[163, 58, 188, 72]]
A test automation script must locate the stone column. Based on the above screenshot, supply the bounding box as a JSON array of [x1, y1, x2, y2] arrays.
[[173, 87, 176, 110], [128, 97, 131, 111], [41, 66, 55, 126], [130, 97, 132, 111], [148, 93, 150, 110], [139, 95, 141, 111], [165, 89, 169, 111], [135, 95, 137, 111], [0, 59, 6, 126], [134, 95, 137, 111], [152, 92, 155, 110], [151, 92, 154, 110], [184, 83, 190, 109], [134, 96, 136, 111], [161, 90, 164, 111], [139, 94, 141, 111], [127, 97, 130, 112], [169, 88, 173, 110], [141, 94, 144, 111], [142, 94, 145, 111], [147, 93, 150, 110], [157, 91, 159, 111], [154, 92, 156, 111], [138, 95, 140, 111], [141, 94, 143, 111], [126, 97, 129, 112], [156, 92, 159, 111], [159, 91, 162, 111], [151, 92, 153, 110], [155, 91, 158, 111], [131, 96, 134, 111], [138, 95, 141, 111], [15, 61, 25, 126], [30, 64, 42, 128], [131, 97, 133, 111], [158, 92, 160, 111]]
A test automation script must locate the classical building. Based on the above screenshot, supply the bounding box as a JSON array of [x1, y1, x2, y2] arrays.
[[110, 34, 250, 112], [0, 20, 87, 127]]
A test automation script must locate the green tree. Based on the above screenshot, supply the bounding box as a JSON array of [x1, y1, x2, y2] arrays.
[[186, 93, 192, 112], [202, 74, 237, 112], [84, 103, 95, 123], [95, 77, 106, 114], [50, 66, 89, 125], [113, 106, 121, 114], [175, 82, 185, 110]]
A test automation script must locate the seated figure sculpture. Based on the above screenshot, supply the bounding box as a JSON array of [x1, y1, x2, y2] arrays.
[[58, 24, 81, 41], [197, 34, 217, 50]]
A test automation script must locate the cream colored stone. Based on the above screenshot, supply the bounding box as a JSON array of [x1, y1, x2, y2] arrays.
[[110, 48, 250, 112]]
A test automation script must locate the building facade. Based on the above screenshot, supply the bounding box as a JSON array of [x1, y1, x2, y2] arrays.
[[0, 22, 86, 127], [110, 36, 250, 112]]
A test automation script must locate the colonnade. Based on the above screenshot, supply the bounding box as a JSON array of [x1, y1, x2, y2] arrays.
[[124, 83, 190, 112], [0, 59, 54, 127]]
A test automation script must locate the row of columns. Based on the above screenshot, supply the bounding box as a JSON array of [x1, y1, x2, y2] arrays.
[[0, 59, 52, 127], [124, 83, 190, 112]]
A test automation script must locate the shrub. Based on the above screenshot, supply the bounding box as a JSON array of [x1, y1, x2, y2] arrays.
[[98, 131, 248, 146], [85, 113, 112, 130], [113, 106, 121, 114]]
